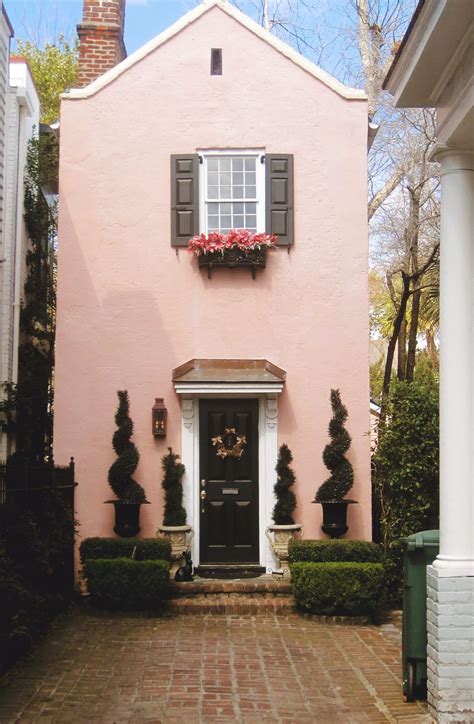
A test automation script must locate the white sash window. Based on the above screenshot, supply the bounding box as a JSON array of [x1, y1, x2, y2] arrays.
[[199, 150, 265, 234]]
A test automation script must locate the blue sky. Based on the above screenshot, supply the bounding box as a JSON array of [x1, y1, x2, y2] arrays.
[[6, 0, 195, 54], [4, 0, 414, 90], [5, 0, 363, 86]]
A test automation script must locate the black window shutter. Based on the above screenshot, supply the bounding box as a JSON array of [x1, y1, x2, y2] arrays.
[[170, 154, 199, 246], [265, 154, 294, 246]]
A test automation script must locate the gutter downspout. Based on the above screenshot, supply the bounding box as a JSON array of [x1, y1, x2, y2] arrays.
[[368, 121, 379, 151]]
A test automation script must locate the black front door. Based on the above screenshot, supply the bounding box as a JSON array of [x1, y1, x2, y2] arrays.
[[199, 399, 259, 564]]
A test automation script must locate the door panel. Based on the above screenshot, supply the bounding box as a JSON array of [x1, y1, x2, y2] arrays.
[[199, 399, 259, 564]]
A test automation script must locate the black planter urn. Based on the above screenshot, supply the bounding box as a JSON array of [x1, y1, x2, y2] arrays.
[[315, 499, 358, 539], [105, 500, 149, 538]]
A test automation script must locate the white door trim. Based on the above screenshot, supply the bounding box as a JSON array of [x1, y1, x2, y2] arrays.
[[178, 392, 280, 570]]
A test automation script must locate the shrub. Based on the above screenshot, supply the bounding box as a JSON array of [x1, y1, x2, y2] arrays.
[[0, 546, 49, 671], [79, 537, 171, 563], [315, 389, 354, 502], [161, 448, 186, 526], [290, 562, 384, 616], [83, 558, 169, 610], [272, 444, 297, 524], [288, 539, 382, 564], [373, 378, 439, 606], [0, 484, 76, 671], [108, 390, 147, 503]]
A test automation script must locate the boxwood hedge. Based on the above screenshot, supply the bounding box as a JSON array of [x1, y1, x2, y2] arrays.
[[288, 539, 382, 564], [79, 537, 171, 563], [83, 558, 170, 610], [290, 561, 384, 616]]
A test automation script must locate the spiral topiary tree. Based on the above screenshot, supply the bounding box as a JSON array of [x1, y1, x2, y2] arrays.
[[272, 444, 297, 524], [315, 389, 354, 502], [108, 390, 147, 503], [161, 448, 186, 526]]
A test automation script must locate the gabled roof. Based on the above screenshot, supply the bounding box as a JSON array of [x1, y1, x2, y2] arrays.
[[64, 0, 366, 102]]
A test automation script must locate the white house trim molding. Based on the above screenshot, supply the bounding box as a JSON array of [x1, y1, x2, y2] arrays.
[[63, 0, 366, 102], [429, 22, 473, 104], [174, 382, 284, 395], [174, 362, 285, 571], [384, 0, 447, 103]]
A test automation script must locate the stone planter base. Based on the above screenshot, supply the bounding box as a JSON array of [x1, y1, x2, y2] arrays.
[[158, 524, 194, 574], [266, 523, 302, 576]]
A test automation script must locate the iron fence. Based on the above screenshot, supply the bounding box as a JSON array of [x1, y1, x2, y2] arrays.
[[0, 456, 75, 504], [0, 455, 77, 594]]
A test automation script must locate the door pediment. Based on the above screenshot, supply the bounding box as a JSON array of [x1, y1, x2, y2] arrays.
[[173, 359, 286, 395]]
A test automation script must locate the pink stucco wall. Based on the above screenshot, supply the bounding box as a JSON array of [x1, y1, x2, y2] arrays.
[[55, 6, 371, 553]]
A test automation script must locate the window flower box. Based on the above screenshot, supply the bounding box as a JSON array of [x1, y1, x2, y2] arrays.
[[188, 230, 277, 279], [198, 246, 268, 279]]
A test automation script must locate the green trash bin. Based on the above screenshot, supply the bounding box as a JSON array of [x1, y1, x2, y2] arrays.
[[402, 529, 439, 701]]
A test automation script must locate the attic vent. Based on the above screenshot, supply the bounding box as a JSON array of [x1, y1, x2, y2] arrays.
[[210, 48, 222, 75]]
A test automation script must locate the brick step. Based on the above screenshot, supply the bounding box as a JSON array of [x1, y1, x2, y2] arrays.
[[166, 593, 295, 615], [168, 578, 292, 596], [166, 576, 295, 614]]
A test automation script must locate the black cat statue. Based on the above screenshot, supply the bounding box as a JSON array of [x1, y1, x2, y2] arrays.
[[174, 550, 194, 582]]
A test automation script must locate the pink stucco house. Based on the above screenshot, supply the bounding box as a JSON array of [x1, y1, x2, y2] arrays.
[[55, 0, 370, 572]]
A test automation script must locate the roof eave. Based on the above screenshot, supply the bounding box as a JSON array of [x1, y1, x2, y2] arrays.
[[383, 0, 473, 108], [383, 0, 426, 91]]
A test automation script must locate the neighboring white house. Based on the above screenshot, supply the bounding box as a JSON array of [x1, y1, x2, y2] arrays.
[[0, 2, 12, 247], [0, 0, 13, 459], [0, 2, 40, 458], [385, 0, 474, 721]]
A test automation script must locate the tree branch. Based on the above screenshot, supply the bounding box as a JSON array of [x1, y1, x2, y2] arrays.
[[368, 166, 405, 220]]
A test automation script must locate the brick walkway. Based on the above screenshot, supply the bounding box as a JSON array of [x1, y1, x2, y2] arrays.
[[0, 609, 431, 723]]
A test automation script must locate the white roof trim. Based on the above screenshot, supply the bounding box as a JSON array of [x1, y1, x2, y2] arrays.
[[63, 0, 366, 102], [384, 0, 446, 103], [174, 382, 284, 395]]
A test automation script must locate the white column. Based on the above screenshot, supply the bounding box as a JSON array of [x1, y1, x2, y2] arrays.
[[427, 148, 474, 723], [434, 148, 474, 576]]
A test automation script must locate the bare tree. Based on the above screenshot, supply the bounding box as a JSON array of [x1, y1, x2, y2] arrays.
[[262, 0, 270, 30], [352, 0, 439, 399], [231, 0, 349, 69], [371, 108, 439, 402], [230, 0, 439, 397]]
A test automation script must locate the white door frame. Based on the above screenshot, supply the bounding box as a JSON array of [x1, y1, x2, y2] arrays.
[[177, 388, 282, 570]]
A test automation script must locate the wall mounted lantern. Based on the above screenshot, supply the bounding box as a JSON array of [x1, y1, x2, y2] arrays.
[[152, 398, 167, 437]]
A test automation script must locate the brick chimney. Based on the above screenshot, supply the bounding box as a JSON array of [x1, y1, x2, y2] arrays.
[[77, 0, 127, 87]]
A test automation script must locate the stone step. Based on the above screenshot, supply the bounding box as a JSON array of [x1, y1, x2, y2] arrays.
[[166, 593, 295, 615]]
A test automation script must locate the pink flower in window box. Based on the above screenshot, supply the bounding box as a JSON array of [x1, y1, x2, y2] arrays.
[[188, 230, 277, 279]]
